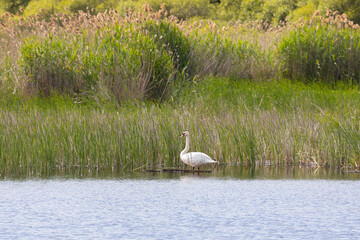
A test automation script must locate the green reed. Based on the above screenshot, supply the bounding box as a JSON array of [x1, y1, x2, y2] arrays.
[[1, 8, 360, 176], [2, 7, 360, 101], [1, 79, 360, 175], [278, 24, 360, 82]]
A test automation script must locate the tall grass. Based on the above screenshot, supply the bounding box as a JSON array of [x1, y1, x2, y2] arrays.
[[1, 7, 360, 176], [1, 7, 360, 99], [278, 11, 360, 82], [1, 79, 360, 176], [189, 30, 261, 79], [0, 6, 272, 101], [19, 22, 176, 100]]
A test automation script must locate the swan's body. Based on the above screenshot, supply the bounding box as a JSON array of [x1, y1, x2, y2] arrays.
[[180, 131, 217, 171]]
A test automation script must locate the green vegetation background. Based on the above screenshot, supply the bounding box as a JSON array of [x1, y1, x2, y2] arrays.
[[2, 0, 360, 24], [1, 0, 360, 175]]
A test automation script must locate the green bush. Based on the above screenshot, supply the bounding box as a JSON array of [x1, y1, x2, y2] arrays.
[[288, 1, 317, 22], [1, 0, 31, 14], [23, 0, 72, 16], [278, 24, 360, 82], [145, 0, 215, 20], [320, 0, 360, 24], [262, 0, 299, 23], [239, 0, 265, 22]]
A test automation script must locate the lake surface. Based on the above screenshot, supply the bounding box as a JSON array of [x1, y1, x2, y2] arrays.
[[1, 167, 360, 239]]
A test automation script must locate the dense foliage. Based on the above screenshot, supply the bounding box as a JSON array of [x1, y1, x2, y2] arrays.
[[1, 0, 360, 24], [1, 6, 263, 101], [1, 6, 359, 102]]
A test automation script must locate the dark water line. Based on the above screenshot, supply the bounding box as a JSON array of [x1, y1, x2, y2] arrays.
[[1, 165, 359, 180]]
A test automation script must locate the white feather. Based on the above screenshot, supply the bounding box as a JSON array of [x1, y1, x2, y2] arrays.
[[180, 131, 217, 168]]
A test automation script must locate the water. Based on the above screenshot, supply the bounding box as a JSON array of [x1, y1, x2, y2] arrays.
[[1, 168, 360, 239]]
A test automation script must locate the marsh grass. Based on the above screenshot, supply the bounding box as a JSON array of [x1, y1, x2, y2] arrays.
[[279, 25, 360, 82], [1, 7, 360, 175], [2, 6, 359, 102], [1, 79, 360, 175]]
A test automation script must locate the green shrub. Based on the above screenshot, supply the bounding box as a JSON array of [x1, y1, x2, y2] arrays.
[[288, 1, 317, 22], [262, 0, 299, 24], [141, 0, 215, 20], [69, 0, 98, 13], [23, 0, 72, 16], [320, 0, 360, 24], [239, 0, 265, 22]]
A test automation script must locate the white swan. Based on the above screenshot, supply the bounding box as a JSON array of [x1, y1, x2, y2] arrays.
[[180, 131, 217, 171]]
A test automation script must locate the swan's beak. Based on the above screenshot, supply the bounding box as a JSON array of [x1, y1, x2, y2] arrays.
[[181, 133, 185, 138]]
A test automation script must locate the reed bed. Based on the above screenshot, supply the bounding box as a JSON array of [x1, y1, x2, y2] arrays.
[[278, 10, 360, 82], [1, 79, 360, 175], [1, 7, 360, 175], [1, 6, 360, 102]]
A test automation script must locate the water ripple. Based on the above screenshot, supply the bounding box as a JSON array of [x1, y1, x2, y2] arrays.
[[0, 179, 360, 239]]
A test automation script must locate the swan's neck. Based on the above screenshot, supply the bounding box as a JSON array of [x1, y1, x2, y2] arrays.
[[181, 135, 190, 156]]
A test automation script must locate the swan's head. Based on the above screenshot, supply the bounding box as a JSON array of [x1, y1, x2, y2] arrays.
[[181, 131, 190, 138]]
